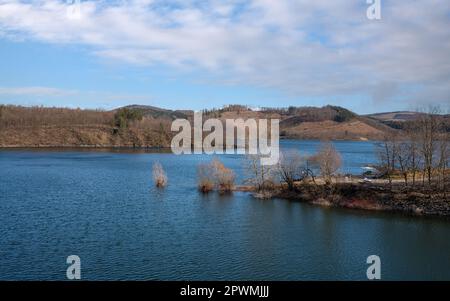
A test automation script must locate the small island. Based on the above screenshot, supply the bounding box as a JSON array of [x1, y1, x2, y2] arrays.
[[190, 113, 449, 217]]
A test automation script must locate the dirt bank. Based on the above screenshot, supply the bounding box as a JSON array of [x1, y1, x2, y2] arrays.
[[273, 183, 450, 217]]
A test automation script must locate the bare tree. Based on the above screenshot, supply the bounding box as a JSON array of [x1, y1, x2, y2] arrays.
[[311, 141, 342, 185], [396, 140, 411, 186], [152, 162, 168, 188], [245, 154, 276, 192], [377, 134, 398, 190], [437, 131, 449, 193], [277, 150, 308, 191], [405, 123, 421, 187], [418, 106, 441, 186]]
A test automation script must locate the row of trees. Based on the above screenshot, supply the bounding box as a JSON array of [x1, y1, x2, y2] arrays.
[[202, 105, 252, 118], [193, 141, 342, 196], [378, 108, 449, 192], [246, 141, 342, 194], [262, 105, 355, 122]]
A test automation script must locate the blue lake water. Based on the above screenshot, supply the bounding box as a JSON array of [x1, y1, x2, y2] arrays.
[[0, 140, 449, 280]]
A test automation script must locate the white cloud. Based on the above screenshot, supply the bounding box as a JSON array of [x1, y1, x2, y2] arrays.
[[0, 0, 449, 108]]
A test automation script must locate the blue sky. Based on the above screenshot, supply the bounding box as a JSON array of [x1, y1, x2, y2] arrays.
[[0, 39, 291, 110], [0, 0, 449, 114]]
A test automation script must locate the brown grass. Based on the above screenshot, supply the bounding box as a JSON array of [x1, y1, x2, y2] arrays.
[[283, 120, 386, 140], [0, 105, 173, 148]]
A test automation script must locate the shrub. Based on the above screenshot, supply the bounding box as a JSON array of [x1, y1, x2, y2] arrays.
[[197, 159, 235, 193], [152, 162, 168, 188], [197, 162, 215, 193], [211, 159, 235, 193]]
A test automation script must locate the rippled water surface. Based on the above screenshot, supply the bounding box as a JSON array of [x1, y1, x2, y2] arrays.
[[0, 141, 449, 280]]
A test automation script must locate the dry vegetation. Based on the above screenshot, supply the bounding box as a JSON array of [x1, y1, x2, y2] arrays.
[[310, 141, 342, 185], [377, 107, 449, 193], [152, 162, 168, 188], [0, 105, 173, 148], [2, 104, 445, 148], [0, 105, 113, 127], [2, 104, 448, 215], [245, 154, 277, 196], [242, 142, 340, 197], [232, 135, 449, 216], [197, 158, 235, 193]]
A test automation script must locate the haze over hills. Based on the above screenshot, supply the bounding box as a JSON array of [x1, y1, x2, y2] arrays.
[[0, 104, 448, 148]]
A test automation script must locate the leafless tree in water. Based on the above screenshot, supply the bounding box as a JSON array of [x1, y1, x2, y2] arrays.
[[152, 162, 168, 188]]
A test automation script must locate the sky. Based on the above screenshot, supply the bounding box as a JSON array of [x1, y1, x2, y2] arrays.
[[0, 0, 449, 114]]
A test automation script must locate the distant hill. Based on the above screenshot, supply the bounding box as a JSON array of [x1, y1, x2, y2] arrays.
[[119, 104, 191, 120], [114, 104, 403, 141], [366, 110, 450, 131], [0, 104, 446, 148], [366, 111, 427, 122]]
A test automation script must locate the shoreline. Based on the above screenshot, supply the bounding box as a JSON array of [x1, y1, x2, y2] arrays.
[[0, 145, 174, 153], [1, 145, 448, 218], [0, 136, 379, 149], [233, 183, 450, 218], [0, 144, 170, 149]]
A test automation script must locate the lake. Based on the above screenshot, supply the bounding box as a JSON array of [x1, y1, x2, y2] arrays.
[[0, 140, 449, 280]]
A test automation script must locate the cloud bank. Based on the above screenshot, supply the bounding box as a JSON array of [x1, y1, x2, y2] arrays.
[[0, 0, 449, 109]]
